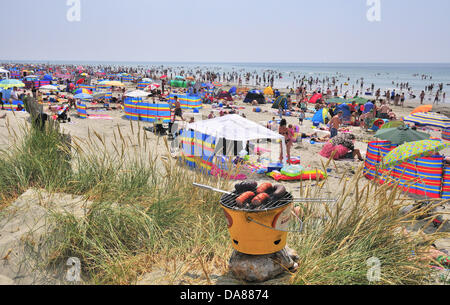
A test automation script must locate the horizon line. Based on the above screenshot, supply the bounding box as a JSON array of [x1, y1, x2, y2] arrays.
[[1, 59, 450, 65]]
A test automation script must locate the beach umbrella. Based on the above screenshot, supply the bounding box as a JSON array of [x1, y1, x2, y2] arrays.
[[403, 112, 450, 129], [380, 120, 405, 130], [382, 139, 449, 169], [326, 97, 348, 104], [0, 79, 25, 89], [74, 93, 93, 99], [160, 75, 167, 79], [125, 90, 149, 98], [93, 92, 108, 99], [375, 126, 430, 145], [411, 105, 432, 115], [312, 108, 330, 124], [73, 88, 93, 95], [76, 78, 85, 85], [175, 76, 185, 80], [80, 72, 88, 77], [99, 80, 125, 87], [308, 93, 322, 104], [147, 83, 160, 91], [39, 85, 59, 91], [186, 76, 195, 81], [142, 78, 152, 82]]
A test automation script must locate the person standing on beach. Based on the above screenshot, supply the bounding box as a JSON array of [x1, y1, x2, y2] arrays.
[[420, 91, 425, 104], [329, 111, 343, 139], [434, 91, 440, 105], [278, 119, 293, 163], [173, 96, 184, 121]]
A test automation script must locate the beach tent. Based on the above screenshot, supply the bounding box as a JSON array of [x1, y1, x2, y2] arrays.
[[336, 104, 351, 121], [243, 90, 266, 104], [170, 79, 194, 88], [272, 95, 289, 110], [264, 86, 274, 96], [42, 74, 53, 81], [308, 93, 323, 104], [216, 91, 233, 101], [312, 108, 330, 125], [362, 101, 374, 114]]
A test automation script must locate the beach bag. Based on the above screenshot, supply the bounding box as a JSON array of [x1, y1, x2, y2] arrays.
[[319, 143, 349, 160]]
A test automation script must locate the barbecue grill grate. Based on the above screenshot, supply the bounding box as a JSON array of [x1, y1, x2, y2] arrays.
[[220, 188, 293, 212]]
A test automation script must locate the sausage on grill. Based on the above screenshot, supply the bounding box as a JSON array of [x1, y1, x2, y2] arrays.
[[251, 193, 270, 207], [236, 191, 255, 207], [256, 182, 273, 194]]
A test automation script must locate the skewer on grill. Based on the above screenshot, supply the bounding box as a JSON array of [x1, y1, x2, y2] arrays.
[[193, 183, 336, 203]]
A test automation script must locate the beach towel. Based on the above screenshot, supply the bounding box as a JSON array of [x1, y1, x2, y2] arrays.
[[87, 114, 113, 120], [267, 170, 326, 181]]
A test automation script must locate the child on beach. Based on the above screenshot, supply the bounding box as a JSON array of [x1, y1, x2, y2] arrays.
[[298, 109, 305, 125]]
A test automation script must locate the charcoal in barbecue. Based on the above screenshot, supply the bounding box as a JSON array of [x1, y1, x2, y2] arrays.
[[272, 185, 287, 199], [235, 180, 258, 193]]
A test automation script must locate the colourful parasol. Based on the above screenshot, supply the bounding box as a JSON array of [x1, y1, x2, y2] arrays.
[[0, 79, 25, 89], [98, 80, 125, 87], [403, 112, 450, 129], [73, 88, 93, 95], [382, 139, 449, 169]]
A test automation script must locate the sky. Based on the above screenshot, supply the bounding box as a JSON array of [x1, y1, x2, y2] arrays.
[[1, 0, 450, 63]]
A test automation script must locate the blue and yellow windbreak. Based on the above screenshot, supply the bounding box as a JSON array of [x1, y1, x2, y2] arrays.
[[123, 98, 171, 123], [76, 102, 88, 118], [179, 129, 216, 174], [2, 100, 24, 111], [167, 94, 202, 110]]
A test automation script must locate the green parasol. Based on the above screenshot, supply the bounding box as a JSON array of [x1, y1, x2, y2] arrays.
[[349, 97, 369, 105], [379, 120, 405, 130], [374, 126, 430, 145]]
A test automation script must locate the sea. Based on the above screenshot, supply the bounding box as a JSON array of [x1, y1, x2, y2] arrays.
[[3, 60, 450, 100]]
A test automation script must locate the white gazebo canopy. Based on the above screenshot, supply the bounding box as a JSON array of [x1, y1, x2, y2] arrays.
[[185, 114, 284, 142], [0, 68, 10, 79], [185, 114, 287, 162]]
